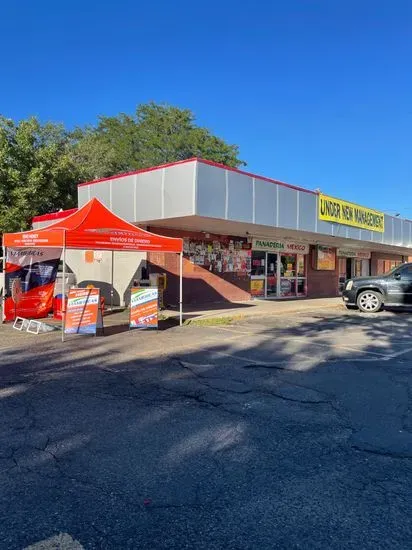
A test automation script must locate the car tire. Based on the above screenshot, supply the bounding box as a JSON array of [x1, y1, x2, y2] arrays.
[[357, 290, 382, 313]]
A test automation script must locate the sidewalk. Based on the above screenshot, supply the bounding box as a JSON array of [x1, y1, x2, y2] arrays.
[[164, 297, 344, 324]]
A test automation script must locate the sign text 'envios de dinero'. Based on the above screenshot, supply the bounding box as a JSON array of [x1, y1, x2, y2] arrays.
[[319, 194, 384, 233]]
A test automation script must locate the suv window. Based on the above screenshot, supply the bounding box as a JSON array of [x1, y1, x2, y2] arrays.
[[396, 265, 412, 280]]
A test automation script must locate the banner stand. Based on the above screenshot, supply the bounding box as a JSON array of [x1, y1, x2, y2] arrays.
[[64, 288, 103, 337], [130, 287, 159, 330]]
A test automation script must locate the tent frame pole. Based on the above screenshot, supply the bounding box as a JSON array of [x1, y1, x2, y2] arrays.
[[179, 251, 183, 326], [2, 245, 6, 323], [110, 251, 114, 311], [62, 231, 66, 342]]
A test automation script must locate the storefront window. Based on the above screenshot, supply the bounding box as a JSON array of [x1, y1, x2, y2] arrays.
[[251, 251, 265, 276], [251, 248, 307, 299], [281, 255, 296, 277], [297, 255, 305, 277], [377, 259, 402, 275]]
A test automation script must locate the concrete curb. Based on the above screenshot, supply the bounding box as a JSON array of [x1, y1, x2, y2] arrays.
[[165, 299, 345, 324]]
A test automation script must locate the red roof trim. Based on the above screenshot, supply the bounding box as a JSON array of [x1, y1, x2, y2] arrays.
[[32, 208, 78, 223], [77, 157, 317, 196]]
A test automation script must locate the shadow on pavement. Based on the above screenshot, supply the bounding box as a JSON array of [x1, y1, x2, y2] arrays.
[[0, 311, 411, 549]]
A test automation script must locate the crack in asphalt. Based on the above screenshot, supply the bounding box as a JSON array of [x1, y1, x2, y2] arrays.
[[351, 444, 412, 460], [2, 327, 412, 541]]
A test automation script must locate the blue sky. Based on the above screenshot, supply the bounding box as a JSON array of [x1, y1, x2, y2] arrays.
[[1, 0, 411, 213]]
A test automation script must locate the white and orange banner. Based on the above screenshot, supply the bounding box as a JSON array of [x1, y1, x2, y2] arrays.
[[4, 247, 62, 321]]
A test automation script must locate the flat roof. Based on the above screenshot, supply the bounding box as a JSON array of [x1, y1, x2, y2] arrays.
[[77, 157, 317, 196]]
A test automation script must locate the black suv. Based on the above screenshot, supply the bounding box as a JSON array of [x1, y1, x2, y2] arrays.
[[342, 263, 412, 313]]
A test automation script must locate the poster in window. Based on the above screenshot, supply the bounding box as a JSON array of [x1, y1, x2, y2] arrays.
[[182, 237, 251, 274], [316, 246, 336, 271], [251, 278, 265, 297]]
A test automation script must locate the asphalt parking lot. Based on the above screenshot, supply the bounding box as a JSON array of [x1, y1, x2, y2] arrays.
[[1, 309, 412, 549]]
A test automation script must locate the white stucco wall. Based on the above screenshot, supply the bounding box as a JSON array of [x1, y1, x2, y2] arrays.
[[61, 250, 147, 306]]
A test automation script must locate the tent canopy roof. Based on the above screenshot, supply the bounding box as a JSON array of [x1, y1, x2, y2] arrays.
[[3, 198, 183, 253]]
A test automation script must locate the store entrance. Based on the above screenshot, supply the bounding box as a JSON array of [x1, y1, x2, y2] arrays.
[[266, 253, 278, 297], [251, 251, 307, 299], [338, 256, 371, 293]]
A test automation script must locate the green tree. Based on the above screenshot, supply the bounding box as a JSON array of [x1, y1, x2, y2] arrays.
[[0, 103, 245, 235], [0, 116, 79, 234], [72, 102, 245, 180]]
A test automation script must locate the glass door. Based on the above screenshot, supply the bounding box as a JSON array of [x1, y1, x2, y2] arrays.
[[266, 253, 278, 297], [338, 258, 347, 294], [280, 255, 297, 297], [251, 250, 307, 298], [296, 254, 307, 296], [251, 251, 266, 297]]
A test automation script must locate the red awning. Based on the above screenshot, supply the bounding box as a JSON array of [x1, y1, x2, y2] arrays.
[[4, 198, 183, 253]]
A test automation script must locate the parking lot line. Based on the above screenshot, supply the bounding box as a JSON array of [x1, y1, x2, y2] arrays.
[[386, 346, 412, 359], [288, 337, 392, 357], [219, 327, 256, 335]]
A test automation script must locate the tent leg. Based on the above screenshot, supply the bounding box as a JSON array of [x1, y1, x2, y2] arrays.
[[2, 245, 6, 323], [110, 251, 114, 311], [179, 252, 183, 326], [62, 244, 66, 342]]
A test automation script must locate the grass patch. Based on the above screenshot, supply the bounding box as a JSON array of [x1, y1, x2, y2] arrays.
[[183, 314, 244, 327]]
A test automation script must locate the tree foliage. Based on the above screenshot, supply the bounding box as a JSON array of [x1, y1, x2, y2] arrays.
[[0, 116, 79, 234], [0, 103, 245, 235], [72, 103, 245, 180]]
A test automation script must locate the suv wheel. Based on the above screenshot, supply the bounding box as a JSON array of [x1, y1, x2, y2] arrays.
[[357, 290, 382, 313]]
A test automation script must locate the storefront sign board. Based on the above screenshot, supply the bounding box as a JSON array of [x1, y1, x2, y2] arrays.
[[130, 288, 158, 329], [64, 288, 102, 335], [337, 249, 371, 260], [252, 239, 309, 255], [315, 246, 336, 271], [250, 277, 265, 297], [319, 194, 384, 233], [280, 279, 292, 295]]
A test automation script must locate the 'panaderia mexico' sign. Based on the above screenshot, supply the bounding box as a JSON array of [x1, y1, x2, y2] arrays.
[[319, 194, 384, 233], [252, 239, 309, 255]]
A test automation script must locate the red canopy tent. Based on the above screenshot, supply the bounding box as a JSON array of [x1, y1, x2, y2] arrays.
[[3, 198, 184, 334]]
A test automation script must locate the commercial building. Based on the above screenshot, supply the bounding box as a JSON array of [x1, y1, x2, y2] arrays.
[[33, 158, 412, 306]]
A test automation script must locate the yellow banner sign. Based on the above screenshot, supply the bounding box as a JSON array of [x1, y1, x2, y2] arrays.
[[319, 194, 384, 233]]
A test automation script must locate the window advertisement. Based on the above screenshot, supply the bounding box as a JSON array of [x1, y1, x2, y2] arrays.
[[250, 278, 265, 297], [250, 250, 266, 297], [183, 237, 251, 274], [280, 255, 297, 296], [315, 246, 336, 271]]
